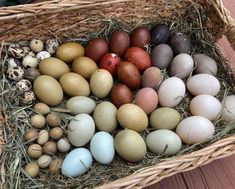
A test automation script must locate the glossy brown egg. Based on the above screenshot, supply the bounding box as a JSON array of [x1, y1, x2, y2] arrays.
[[130, 27, 151, 49], [111, 84, 133, 108], [117, 62, 141, 90], [142, 67, 163, 90], [85, 38, 109, 63], [109, 30, 130, 57]]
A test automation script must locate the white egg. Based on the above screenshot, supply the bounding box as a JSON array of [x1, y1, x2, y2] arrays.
[[62, 148, 92, 177], [190, 95, 222, 121], [68, 114, 95, 147], [22, 55, 39, 68], [146, 129, 182, 155], [176, 116, 215, 144], [158, 77, 186, 107], [66, 96, 96, 115], [90, 131, 115, 164], [193, 54, 217, 75], [57, 138, 71, 153], [222, 95, 235, 122], [187, 74, 220, 96], [36, 51, 51, 62]]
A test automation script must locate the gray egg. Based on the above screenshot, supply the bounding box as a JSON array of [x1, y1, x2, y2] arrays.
[[16, 79, 32, 94], [6, 66, 24, 81], [170, 32, 191, 55], [193, 54, 217, 75], [6, 58, 21, 67], [20, 91, 36, 105], [46, 39, 59, 54], [151, 44, 173, 69]]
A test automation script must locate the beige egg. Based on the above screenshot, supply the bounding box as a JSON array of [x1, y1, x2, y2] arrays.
[[43, 141, 57, 155], [37, 130, 49, 145], [33, 103, 50, 115], [49, 127, 64, 140], [31, 114, 45, 128], [49, 159, 63, 174], [38, 155, 52, 168], [46, 113, 61, 127], [24, 128, 39, 142], [222, 95, 235, 122], [193, 54, 217, 75], [24, 162, 40, 178], [27, 144, 42, 159], [57, 138, 71, 152]]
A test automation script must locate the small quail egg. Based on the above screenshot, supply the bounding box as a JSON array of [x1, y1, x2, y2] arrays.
[[22, 55, 39, 68], [30, 39, 44, 53], [46, 39, 59, 54], [36, 51, 51, 61], [16, 79, 32, 94], [8, 44, 25, 59], [6, 66, 24, 81], [22, 46, 32, 56], [6, 58, 21, 67], [20, 91, 36, 105]]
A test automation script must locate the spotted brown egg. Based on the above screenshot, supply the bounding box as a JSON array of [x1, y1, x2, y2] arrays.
[[8, 44, 30, 59], [16, 79, 32, 94], [20, 91, 36, 105], [46, 39, 59, 54], [6, 66, 24, 81]]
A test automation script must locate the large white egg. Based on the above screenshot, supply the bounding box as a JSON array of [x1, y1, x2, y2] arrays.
[[146, 129, 182, 155], [222, 95, 235, 122], [62, 148, 92, 177], [158, 77, 186, 107], [68, 114, 95, 147], [187, 74, 220, 96], [190, 95, 222, 121], [176, 116, 215, 144], [193, 54, 217, 75], [90, 131, 115, 164]]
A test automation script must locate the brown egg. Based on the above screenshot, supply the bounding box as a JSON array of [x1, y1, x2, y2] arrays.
[[27, 144, 42, 159], [142, 67, 163, 90], [85, 38, 109, 63], [49, 127, 64, 140], [111, 84, 133, 108], [109, 30, 130, 57], [24, 68, 41, 82], [31, 114, 46, 128], [117, 62, 141, 90], [24, 128, 39, 142], [49, 159, 63, 174], [130, 27, 151, 48], [43, 141, 57, 155], [46, 113, 61, 127], [33, 102, 50, 115], [24, 162, 40, 178]]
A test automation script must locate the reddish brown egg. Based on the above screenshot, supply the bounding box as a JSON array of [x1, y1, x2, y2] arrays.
[[142, 67, 163, 90], [117, 61, 141, 90], [130, 27, 151, 49], [99, 53, 121, 76], [124, 47, 151, 73], [111, 84, 133, 108], [109, 30, 130, 57], [85, 38, 109, 63]]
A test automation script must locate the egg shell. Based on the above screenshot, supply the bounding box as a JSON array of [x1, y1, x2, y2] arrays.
[[8, 44, 26, 59], [90, 69, 113, 98], [170, 53, 194, 79], [27, 144, 42, 159], [176, 116, 215, 144], [24, 162, 40, 178], [24, 129, 39, 142], [49, 159, 63, 174], [193, 54, 217, 75], [68, 114, 95, 147], [59, 72, 90, 97], [99, 53, 121, 76], [36, 51, 51, 62], [151, 44, 173, 69], [130, 27, 151, 49], [62, 148, 92, 177], [38, 155, 52, 168], [57, 138, 71, 153], [151, 24, 171, 45], [43, 141, 57, 155], [30, 39, 44, 53], [46, 39, 59, 55], [33, 102, 50, 115], [170, 32, 191, 55], [6, 58, 21, 67], [34, 75, 63, 106], [20, 91, 36, 105], [22, 55, 39, 68], [150, 107, 180, 130], [146, 129, 182, 155], [142, 67, 163, 90], [31, 114, 46, 129], [93, 101, 117, 133], [24, 68, 41, 82], [90, 131, 115, 164], [37, 130, 49, 145], [222, 95, 235, 122], [49, 127, 64, 140], [7, 66, 24, 81], [190, 95, 222, 121], [46, 113, 61, 127], [186, 74, 220, 96], [16, 79, 32, 94], [66, 96, 96, 115], [158, 77, 186, 107], [135, 87, 158, 115], [117, 104, 148, 132]]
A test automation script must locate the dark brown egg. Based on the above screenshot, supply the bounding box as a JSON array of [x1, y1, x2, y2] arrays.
[[109, 30, 130, 57], [85, 38, 109, 63], [170, 32, 191, 55], [117, 61, 141, 90], [130, 27, 151, 48], [151, 24, 171, 46], [111, 84, 133, 108]]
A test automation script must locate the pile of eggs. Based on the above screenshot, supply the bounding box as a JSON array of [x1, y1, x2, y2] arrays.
[[5, 24, 235, 178]]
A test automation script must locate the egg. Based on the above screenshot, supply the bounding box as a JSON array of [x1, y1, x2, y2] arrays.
[[39, 57, 70, 79], [6, 58, 21, 67], [115, 129, 146, 162], [158, 77, 186, 107], [24, 68, 41, 82], [190, 95, 222, 121], [37, 130, 49, 145], [90, 131, 115, 164], [30, 39, 44, 52], [72, 56, 98, 79], [151, 24, 171, 45], [33, 102, 50, 115], [117, 104, 148, 132], [150, 107, 180, 130], [111, 84, 133, 108], [170, 53, 194, 79], [38, 155, 52, 168], [130, 27, 151, 48], [22, 55, 38, 68], [66, 96, 96, 115], [20, 91, 36, 105], [36, 51, 51, 62], [56, 42, 85, 63], [176, 116, 215, 144], [27, 144, 42, 159], [34, 75, 63, 106], [31, 114, 46, 128], [68, 114, 95, 147], [142, 67, 163, 90], [49, 159, 63, 174], [193, 54, 218, 75], [62, 148, 92, 177], [16, 79, 32, 94], [43, 141, 57, 155], [100, 53, 121, 76], [135, 88, 158, 114], [46, 113, 61, 127], [57, 138, 71, 152], [222, 95, 235, 122], [24, 162, 39, 178], [90, 69, 113, 98], [46, 39, 59, 55], [85, 38, 109, 62], [49, 127, 64, 140], [8, 44, 28, 59], [93, 101, 117, 133], [7, 66, 24, 81], [124, 47, 151, 72], [59, 72, 90, 97], [170, 32, 191, 55], [186, 74, 220, 96], [146, 130, 182, 155], [151, 44, 173, 69], [117, 62, 141, 90], [24, 128, 39, 142], [109, 30, 130, 57]]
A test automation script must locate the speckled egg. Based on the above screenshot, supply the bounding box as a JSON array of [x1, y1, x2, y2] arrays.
[[46, 39, 59, 54], [6, 66, 24, 81], [36, 51, 51, 61], [20, 91, 36, 105], [16, 79, 32, 94], [22, 55, 39, 68], [6, 58, 21, 67], [8, 44, 27, 59]]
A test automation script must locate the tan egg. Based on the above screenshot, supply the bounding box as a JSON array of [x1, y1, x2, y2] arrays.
[[43, 141, 57, 155], [49, 127, 64, 140], [24, 162, 40, 178], [57, 138, 71, 152], [59, 72, 90, 97], [27, 144, 42, 159], [31, 114, 45, 128], [33, 102, 50, 115], [37, 130, 49, 145], [24, 128, 39, 142], [46, 113, 61, 127], [38, 155, 52, 168], [72, 56, 98, 79], [49, 159, 63, 174]]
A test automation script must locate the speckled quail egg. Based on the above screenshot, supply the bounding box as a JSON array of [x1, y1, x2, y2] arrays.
[[36, 51, 51, 61], [20, 91, 36, 105], [22, 55, 39, 68], [46, 39, 59, 54], [6, 66, 24, 81], [16, 79, 32, 94], [8, 44, 27, 59], [30, 39, 44, 53], [6, 58, 21, 67]]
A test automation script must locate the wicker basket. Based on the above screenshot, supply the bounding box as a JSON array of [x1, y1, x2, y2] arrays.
[[0, 0, 235, 188]]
